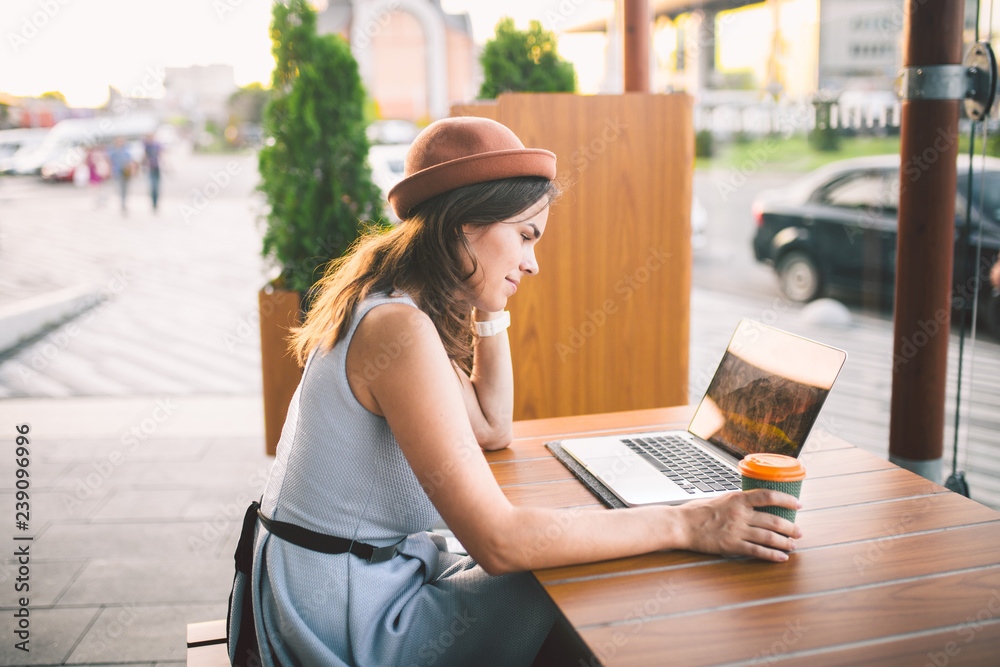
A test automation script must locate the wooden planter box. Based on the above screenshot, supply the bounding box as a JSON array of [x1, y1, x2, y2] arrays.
[[259, 285, 303, 456]]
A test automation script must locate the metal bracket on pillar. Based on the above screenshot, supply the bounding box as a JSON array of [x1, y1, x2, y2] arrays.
[[963, 41, 997, 120], [897, 41, 997, 120]]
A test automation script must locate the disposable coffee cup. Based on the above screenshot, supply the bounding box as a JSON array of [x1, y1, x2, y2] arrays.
[[737, 453, 806, 523]]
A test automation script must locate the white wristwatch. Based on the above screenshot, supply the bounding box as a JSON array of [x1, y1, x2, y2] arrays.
[[473, 311, 511, 337]]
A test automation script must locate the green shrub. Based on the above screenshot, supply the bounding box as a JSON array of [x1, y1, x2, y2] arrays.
[[478, 18, 577, 98], [258, 0, 384, 297]]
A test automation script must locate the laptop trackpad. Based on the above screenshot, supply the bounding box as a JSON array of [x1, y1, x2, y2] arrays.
[[585, 453, 688, 506]]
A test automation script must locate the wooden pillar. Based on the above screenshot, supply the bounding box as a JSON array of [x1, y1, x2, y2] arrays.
[[623, 0, 651, 92], [888, 0, 965, 481]]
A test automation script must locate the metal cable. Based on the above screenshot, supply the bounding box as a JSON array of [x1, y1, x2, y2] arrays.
[[949, 0, 996, 489]]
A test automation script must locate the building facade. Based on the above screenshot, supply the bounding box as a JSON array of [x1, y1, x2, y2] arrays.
[[319, 0, 478, 122], [163, 64, 238, 126]]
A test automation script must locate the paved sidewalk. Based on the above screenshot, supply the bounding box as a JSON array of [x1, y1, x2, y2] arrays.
[[0, 393, 270, 665], [0, 152, 266, 398]]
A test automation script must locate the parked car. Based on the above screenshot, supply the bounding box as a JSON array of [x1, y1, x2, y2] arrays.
[[752, 155, 1000, 323], [366, 119, 420, 146], [367, 142, 409, 222], [40, 139, 144, 182], [40, 144, 86, 181]]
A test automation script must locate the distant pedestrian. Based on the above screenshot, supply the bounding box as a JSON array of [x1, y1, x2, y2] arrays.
[[143, 133, 162, 212], [85, 146, 110, 208], [107, 138, 135, 214]]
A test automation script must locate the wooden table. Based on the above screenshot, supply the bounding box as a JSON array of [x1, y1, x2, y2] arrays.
[[489, 406, 1000, 666]]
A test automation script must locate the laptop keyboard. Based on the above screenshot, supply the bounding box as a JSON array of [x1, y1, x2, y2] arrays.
[[621, 435, 741, 495]]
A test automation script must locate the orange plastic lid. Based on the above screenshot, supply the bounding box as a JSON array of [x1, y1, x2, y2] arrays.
[[737, 453, 806, 482]]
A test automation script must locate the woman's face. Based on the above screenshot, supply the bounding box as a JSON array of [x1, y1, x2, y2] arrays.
[[461, 198, 549, 313]]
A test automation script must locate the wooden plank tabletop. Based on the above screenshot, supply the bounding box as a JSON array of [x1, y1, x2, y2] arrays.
[[489, 407, 1000, 666]]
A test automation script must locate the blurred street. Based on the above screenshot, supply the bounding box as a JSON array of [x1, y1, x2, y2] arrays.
[[0, 147, 267, 397]]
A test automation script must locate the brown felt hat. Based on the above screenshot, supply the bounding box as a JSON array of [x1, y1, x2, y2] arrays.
[[387, 117, 556, 220]]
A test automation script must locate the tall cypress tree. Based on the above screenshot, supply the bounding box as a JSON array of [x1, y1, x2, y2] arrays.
[[258, 0, 384, 297]]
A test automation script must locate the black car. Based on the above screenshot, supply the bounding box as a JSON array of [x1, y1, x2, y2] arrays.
[[752, 155, 1000, 317]]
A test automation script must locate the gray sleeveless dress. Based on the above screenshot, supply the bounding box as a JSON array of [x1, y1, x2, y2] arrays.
[[251, 292, 556, 666]]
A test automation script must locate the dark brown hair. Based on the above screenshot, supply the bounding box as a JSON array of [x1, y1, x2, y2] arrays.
[[290, 176, 557, 371]]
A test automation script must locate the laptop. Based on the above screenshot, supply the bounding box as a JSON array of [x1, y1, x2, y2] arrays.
[[559, 320, 847, 506]]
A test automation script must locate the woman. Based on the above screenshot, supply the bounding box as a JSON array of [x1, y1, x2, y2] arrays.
[[248, 117, 802, 665]]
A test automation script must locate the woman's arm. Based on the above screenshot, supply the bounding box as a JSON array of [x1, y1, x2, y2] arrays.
[[458, 309, 514, 450], [354, 306, 802, 576]]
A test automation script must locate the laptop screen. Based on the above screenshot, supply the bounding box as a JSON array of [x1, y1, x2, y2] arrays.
[[688, 320, 847, 459]]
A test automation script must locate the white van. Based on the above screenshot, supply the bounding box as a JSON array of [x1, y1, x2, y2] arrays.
[[0, 128, 49, 174]]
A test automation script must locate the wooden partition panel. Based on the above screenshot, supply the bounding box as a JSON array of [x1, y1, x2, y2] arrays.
[[452, 93, 693, 420]]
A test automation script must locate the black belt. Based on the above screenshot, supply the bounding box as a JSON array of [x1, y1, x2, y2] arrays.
[[254, 503, 399, 564]]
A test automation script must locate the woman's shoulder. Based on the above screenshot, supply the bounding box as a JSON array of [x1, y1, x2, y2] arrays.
[[358, 296, 435, 342], [348, 296, 447, 390]]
